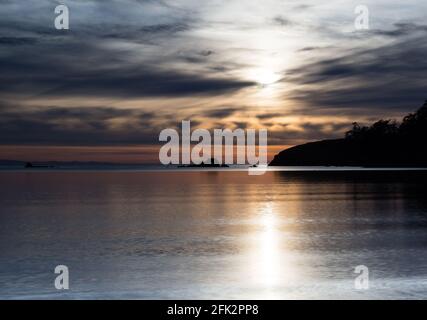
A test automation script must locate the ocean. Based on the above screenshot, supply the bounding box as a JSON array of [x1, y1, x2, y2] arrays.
[[1, 169, 427, 299]]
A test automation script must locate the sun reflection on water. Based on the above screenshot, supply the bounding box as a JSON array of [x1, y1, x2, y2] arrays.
[[257, 202, 281, 287], [244, 201, 299, 298]]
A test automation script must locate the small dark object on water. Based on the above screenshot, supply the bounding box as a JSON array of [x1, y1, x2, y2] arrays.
[[25, 162, 55, 169]]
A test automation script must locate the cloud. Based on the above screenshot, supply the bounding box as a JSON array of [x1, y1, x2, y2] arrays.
[[0, 37, 255, 98], [2, 0, 427, 151], [1, 1, 242, 99], [0, 104, 160, 145], [272, 16, 292, 27], [200, 50, 214, 57], [297, 46, 320, 52], [139, 22, 190, 34], [371, 23, 427, 38], [203, 107, 243, 119], [0, 0, 256, 100], [256, 113, 283, 120], [267, 122, 352, 145], [39, 71, 256, 98], [0, 37, 38, 45], [285, 34, 427, 115]]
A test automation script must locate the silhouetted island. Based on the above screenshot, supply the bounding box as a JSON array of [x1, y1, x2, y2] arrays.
[[25, 162, 55, 169], [179, 158, 229, 168], [270, 101, 427, 167]]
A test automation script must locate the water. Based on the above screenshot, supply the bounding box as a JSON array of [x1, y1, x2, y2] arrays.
[[1, 170, 427, 299]]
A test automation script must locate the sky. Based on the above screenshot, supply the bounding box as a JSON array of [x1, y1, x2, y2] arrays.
[[1, 0, 427, 163]]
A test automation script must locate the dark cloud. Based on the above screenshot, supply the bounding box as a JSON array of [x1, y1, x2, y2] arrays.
[[286, 35, 427, 114], [0, 2, 249, 99], [203, 107, 243, 119], [232, 121, 249, 129], [179, 50, 215, 65], [0, 37, 37, 45], [103, 22, 191, 41], [293, 4, 313, 10], [181, 56, 206, 64], [0, 39, 255, 98], [256, 113, 283, 120], [298, 46, 320, 52], [371, 23, 427, 38], [272, 16, 292, 27], [0, 104, 160, 145], [139, 23, 189, 34], [200, 50, 214, 57], [40, 71, 256, 98]]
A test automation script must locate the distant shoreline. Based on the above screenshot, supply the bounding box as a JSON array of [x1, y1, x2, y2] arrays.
[[2, 165, 427, 173]]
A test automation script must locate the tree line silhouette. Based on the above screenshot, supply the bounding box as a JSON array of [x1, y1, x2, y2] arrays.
[[345, 101, 427, 143], [270, 101, 427, 167]]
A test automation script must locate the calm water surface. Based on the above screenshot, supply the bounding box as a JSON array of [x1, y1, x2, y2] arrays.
[[1, 170, 427, 299]]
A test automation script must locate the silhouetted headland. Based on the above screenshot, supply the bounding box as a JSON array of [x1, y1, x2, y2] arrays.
[[270, 101, 427, 167]]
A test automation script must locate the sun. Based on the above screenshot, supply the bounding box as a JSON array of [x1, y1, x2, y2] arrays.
[[251, 68, 281, 87]]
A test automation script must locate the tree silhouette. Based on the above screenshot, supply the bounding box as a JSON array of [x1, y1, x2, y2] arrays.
[[345, 101, 427, 142], [270, 100, 427, 167], [399, 101, 427, 140]]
